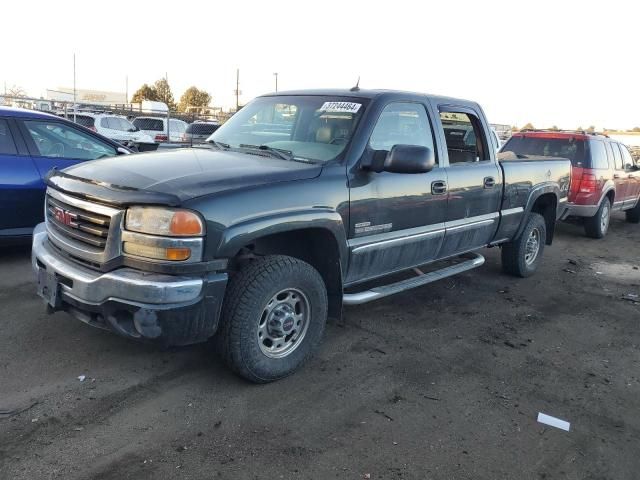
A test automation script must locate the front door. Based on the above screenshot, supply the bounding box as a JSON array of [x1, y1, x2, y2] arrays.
[[436, 106, 502, 258], [619, 144, 640, 207], [347, 101, 447, 284], [0, 118, 43, 236]]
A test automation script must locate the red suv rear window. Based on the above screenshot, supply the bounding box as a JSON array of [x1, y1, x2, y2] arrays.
[[502, 135, 589, 167]]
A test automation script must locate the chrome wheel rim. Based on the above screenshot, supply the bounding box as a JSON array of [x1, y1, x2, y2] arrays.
[[258, 288, 310, 359], [601, 202, 610, 234], [524, 228, 540, 265]]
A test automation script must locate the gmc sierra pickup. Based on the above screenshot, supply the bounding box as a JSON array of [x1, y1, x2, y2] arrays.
[[32, 89, 571, 382]]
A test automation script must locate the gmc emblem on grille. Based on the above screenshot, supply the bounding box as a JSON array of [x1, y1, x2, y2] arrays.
[[53, 206, 78, 228]]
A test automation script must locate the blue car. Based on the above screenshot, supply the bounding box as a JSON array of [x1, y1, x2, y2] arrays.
[[0, 107, 131, 243]]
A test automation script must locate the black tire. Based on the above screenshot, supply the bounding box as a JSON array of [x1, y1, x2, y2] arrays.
[[216, 255, 327, 383], [501, 212, 546, 278], [584, 197, 611, 238], [625, 202, 640, 224]]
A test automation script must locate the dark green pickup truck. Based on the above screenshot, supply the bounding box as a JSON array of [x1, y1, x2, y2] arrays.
[[32, 89, 571, 382]]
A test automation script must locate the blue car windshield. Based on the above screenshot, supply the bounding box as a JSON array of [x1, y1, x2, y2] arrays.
[[209, 96, 367, 163]]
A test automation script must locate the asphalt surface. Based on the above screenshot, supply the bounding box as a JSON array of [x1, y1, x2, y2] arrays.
[[1, 215, 639, 479]]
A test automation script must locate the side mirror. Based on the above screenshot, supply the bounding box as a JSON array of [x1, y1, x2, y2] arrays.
[[117, 147, 130, 155], [382, 144, 435, 174]]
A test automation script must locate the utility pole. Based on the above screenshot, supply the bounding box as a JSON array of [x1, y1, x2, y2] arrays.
[[165, 72, 170, 141], [125, 75, 128, 105], [273, 72, 278, 92], [235, 68, 240, 111], [73, 53, 77, 123]]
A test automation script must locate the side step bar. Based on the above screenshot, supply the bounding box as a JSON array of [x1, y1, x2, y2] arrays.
[[343, 253, 485, 305]]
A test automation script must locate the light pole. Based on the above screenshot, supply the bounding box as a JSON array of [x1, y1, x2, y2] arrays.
[[273, 72, 278, 92]]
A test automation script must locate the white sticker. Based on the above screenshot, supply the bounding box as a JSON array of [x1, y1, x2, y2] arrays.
[[320, 101, 362, 114], [537, 412, 570, 431]]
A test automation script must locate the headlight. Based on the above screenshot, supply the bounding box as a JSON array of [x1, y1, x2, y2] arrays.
[[125, 207, 204, 237], [123, 207, 205, 263]]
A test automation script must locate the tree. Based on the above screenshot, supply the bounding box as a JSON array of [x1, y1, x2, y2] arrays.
[[633, 127, 640, 133], [549, 125, 559, 131], [130, 83, 158, 103], [6, 85, 26, 97], [154, 78, 176, 110], [178, 86, 212, 113], [586, 125, 596, 133], [521, 122, 535, 131], [511, 125, 519, 132]]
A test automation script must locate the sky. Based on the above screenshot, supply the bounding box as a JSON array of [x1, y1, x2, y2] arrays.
[[1, 0, 639, 129]]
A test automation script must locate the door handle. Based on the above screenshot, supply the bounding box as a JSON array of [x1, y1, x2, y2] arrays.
[[483, 176, 496, 188], [629, 174, 635, 179], [431, 180, 447, 195], [613, 173, 621, 179]]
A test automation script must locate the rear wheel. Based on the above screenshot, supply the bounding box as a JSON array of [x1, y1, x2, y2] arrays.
[[501, 212, 546, 278], [625, 201, 640, 224], [216, 255, 327, 383], [584, 197, 611, 238]]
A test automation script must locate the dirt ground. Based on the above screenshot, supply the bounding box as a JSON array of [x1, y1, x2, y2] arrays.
[[1, 214, 639, 480]]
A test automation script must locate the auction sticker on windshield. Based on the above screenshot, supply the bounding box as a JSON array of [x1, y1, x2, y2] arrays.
[[319, 102, 362, 114]]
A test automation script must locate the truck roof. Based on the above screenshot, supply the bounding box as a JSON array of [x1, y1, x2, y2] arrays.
[[0, 106, 58, 119], [260, 88, 477, 107]]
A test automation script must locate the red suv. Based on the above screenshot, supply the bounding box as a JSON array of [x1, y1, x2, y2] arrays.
[[502, 131, 640, 238]]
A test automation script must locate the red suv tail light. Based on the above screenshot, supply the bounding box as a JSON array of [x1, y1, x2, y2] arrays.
[[579, 173, 597, 193], [154, 134, 168, 142]]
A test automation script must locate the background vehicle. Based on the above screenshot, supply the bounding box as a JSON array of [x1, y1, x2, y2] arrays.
[[182, 121, 220, 145], [501, 130, 640, 237], [0, 107, 131, 242], [32, 90, 570, 383], [132, 116, 188, 143], [63, 112, 154, 146]]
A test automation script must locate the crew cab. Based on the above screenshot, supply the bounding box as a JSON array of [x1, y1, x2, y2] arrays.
[[501, 130, 640, 238], [32, 90, 571, 382]]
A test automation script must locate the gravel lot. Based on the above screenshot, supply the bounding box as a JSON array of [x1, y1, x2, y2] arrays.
[[1, 215, 639, 480]]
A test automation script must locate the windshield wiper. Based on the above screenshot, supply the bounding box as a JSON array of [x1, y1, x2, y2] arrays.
[[207, 140, 230, 149], [238, 144, 294, 161]]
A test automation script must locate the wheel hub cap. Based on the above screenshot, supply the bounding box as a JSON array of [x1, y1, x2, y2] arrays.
[[258, 288, 310, 359], [525, 228, 540, 265]]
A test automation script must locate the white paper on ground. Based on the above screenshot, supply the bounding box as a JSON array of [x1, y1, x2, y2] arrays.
[[537, 412, 570, 431]]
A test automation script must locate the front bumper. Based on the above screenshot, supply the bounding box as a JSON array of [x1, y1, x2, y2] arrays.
[[32, 224, 228, 346]]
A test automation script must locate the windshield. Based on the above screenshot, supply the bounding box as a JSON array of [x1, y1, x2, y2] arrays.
[[208, 96, 367, 162]]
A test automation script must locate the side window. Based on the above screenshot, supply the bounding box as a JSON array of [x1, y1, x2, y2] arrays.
[[440, 110, 489, 164], [23, 120, 117, 160], [0, 119, 18, 155], [100, 117, 111, 129], [589, 140, 609, 169], [369, 102, 436, 158], [620, 144, 634, 169], [610, 143, 624, 170]]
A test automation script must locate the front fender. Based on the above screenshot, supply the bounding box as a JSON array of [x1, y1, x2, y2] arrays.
[[216, 208, 349, 272]]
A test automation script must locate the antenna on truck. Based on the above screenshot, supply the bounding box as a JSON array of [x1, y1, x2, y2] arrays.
[[350, 76, 360, 92]]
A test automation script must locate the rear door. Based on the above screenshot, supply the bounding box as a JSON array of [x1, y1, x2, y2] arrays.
[[0, 117, 43, 235], [619, 144, 640, 207], [436, 105, 501, 257], [609, 142, 629, 210]]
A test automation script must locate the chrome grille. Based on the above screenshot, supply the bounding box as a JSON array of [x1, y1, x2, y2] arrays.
[[45, 188, 124, 267], [46, 195, 111, 249]]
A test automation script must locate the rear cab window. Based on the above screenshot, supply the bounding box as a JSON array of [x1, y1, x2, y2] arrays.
[[133, 118, 164, 131], [186, 123, 219, 135], [440, 110, 489, 164]]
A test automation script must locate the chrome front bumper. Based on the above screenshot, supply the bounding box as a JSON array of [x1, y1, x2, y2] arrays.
[[32, 223, 203, 306], [31, 223, 228, 346]]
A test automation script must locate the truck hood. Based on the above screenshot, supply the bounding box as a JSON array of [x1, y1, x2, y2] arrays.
[[56, 148, 323, 204]]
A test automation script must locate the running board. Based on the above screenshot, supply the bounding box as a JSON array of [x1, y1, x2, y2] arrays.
[[343, 253, 485, 305]]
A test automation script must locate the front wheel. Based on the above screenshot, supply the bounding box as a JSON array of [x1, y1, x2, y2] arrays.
[[584, 198, 611, 238], [216, 255, 328, 383], [501, 212, 546, 278]]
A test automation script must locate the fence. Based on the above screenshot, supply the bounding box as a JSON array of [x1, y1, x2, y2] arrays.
[[0, 94, 234, 147]]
